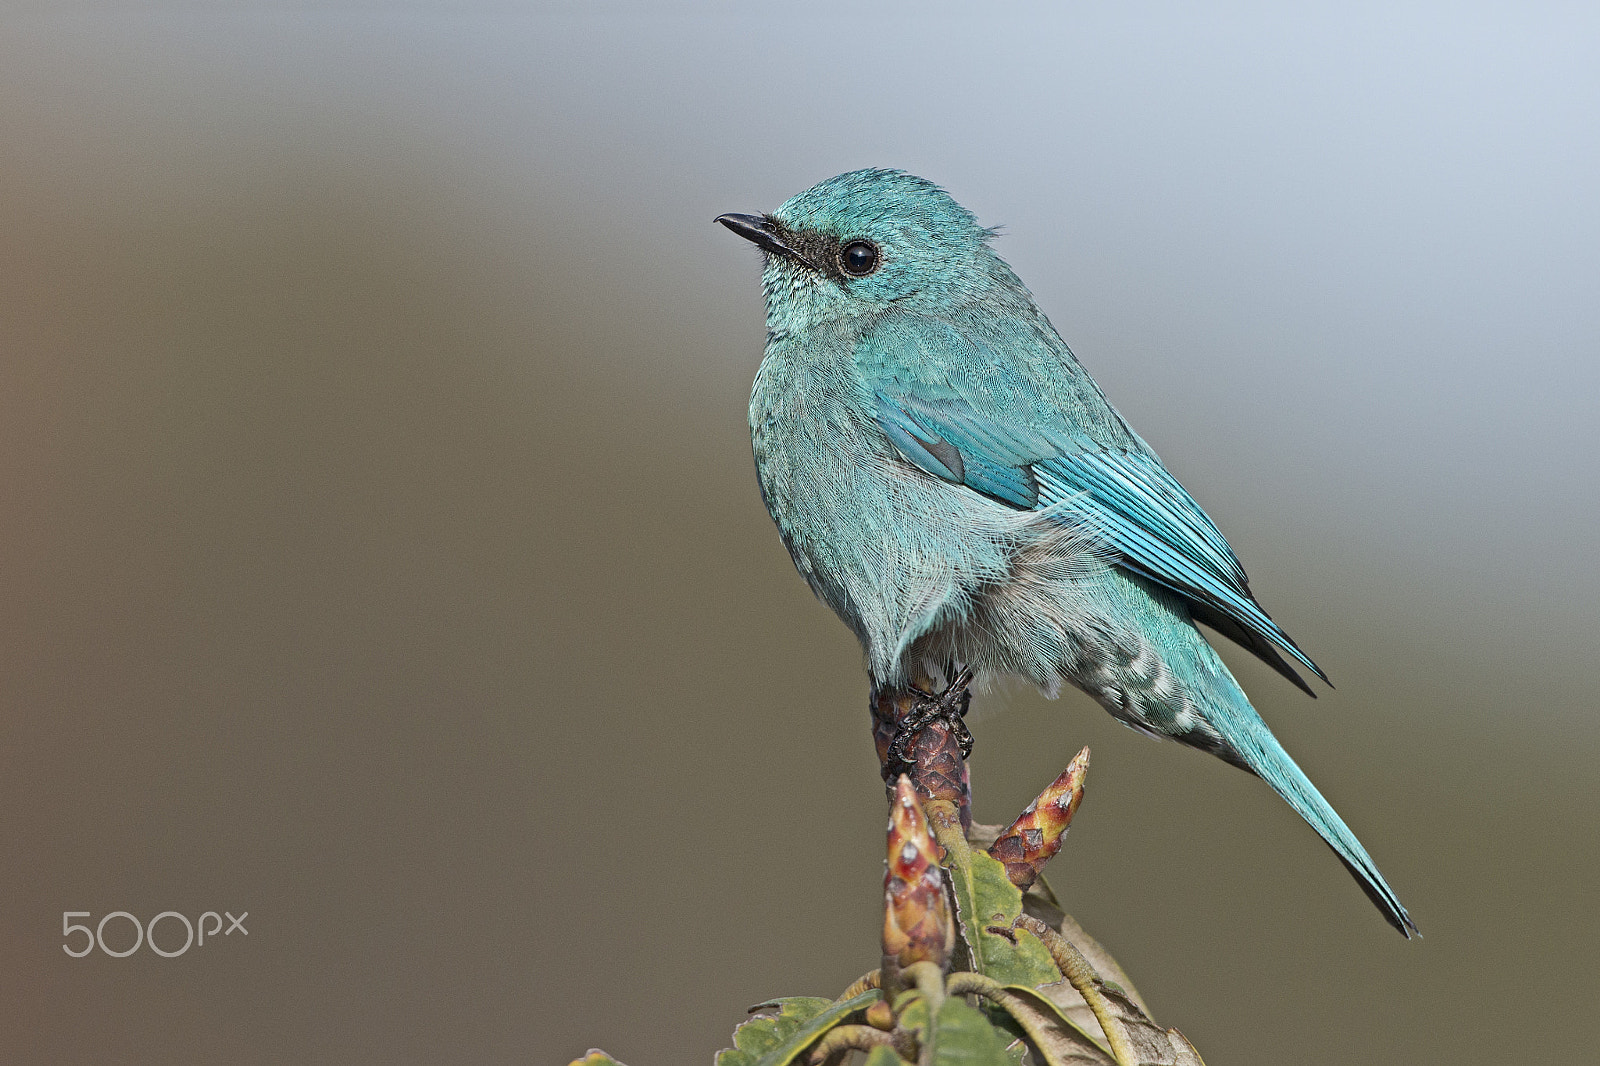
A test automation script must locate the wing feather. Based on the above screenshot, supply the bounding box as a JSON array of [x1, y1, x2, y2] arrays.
[[858, 311, 1327, 689]]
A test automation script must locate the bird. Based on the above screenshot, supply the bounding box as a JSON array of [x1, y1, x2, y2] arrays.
[[716, 168, 1414, 937]]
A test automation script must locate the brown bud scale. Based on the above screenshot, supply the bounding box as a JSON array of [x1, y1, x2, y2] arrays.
[[881, 775, 954, 970], [986, 746, 1089, 890], [870, 684, 971, 830]]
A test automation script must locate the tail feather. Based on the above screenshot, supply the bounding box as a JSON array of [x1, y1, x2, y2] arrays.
[[1203, 697, 1417, 937]]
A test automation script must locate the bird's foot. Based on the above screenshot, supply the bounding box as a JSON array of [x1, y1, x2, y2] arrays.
[[885, 667, 975, 778]]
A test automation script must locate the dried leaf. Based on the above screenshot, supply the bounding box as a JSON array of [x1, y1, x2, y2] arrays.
[[982, 985, 1115, 1066], [1086, 986, 1207, 1066], [1052, 915, 1148, 1017], [1010, 904, 1150, 1032], [1011, 917, 1205, 1066], [1089, 985, 1179, 1065], [567, 1051, 628, 1066], [1164, 1031, 1205, 1066]]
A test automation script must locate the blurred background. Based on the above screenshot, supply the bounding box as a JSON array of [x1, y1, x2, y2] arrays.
[[2, 3, 1597, 1063]]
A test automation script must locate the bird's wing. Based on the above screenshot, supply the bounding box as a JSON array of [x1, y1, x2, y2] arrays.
[[857, 310, 1327, 692]]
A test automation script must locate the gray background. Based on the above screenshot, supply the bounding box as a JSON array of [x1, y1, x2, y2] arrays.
[[3, 4, 1596, 1063]]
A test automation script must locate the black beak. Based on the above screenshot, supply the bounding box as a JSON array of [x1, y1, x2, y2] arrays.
[[715, 213, 808, 265]]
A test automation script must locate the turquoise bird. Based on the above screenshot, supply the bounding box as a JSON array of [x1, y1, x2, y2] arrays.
[[718, 169, 1414, 936]]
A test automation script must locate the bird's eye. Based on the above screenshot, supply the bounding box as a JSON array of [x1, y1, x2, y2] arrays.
[[839, 240, 879, 276]]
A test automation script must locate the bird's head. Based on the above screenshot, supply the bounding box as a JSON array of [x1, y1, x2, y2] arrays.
[[718, 169, 1018, 334]]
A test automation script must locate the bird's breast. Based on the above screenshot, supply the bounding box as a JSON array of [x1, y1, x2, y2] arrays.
[[748, 335, 886, 572], [747, 331, 1030, 677]]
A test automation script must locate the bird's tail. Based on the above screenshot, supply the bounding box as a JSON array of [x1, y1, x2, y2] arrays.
[[1202, 690, 1417, 937]]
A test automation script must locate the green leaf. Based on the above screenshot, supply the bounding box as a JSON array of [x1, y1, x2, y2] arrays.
[[980, 1009, 1032, 1066], [946, 847, 1061, 986], [894, 990, 932, 1050], [714, 992, 881, 1066], [931, 997, 1021, 1066], [861, 1046, 912, 1066]]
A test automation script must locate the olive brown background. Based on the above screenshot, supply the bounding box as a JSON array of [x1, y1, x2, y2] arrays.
[[3, 5, 1597, 1064]]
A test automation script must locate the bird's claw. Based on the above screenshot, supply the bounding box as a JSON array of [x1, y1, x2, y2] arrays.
[[885, 668, 975, 777]]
